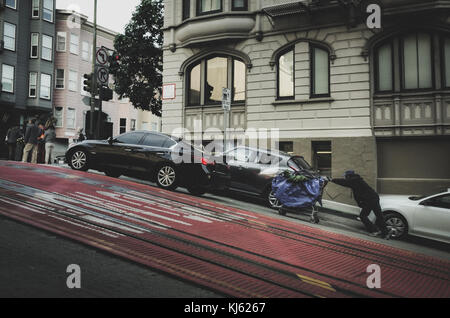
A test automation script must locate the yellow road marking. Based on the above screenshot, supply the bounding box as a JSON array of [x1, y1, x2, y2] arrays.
[[297, 274, 336, 292]]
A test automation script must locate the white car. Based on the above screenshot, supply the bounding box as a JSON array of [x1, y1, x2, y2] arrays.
[[380, 190, 450, 244]]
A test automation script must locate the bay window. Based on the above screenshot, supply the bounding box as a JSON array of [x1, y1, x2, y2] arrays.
[[197, 0, 222, 16]]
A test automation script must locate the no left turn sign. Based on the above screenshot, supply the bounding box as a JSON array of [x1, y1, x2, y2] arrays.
[[96, 48, 108, 65]]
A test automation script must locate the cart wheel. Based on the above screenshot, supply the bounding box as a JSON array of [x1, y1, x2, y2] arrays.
[[310, 215, 320, 224], [279, 207, 287, 216]]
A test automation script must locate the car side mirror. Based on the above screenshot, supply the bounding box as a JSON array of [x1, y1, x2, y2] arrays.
[[107, 137, 113, 145]]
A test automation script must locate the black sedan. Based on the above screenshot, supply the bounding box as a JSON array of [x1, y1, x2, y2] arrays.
[[65, 131, 230, 195], [224, 146, 320, 208]]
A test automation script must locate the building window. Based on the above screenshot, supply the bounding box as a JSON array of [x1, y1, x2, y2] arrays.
[[69, 70, 78, 92], [277, 48, 294, 99], [206, 56, 228, 104], [30, 33, 39, 58], [41, 35, 53, 61], [40, 73, 52, 100], [310, 45, 330, 97], [402, 33, 433, 90], [32, 0, 40, 18], [5, 0, 16, 9], [70, 34, 79, 55], [56, 32, 66, 52], [81, 41, 89, 61], [182, 0, 190, 20], [232, 0, 247, 11], [187, 55, 246, 106], [120, 118, 127, 134], [54, 107, 63, 128], [29, 72, 38, 97], [312, 141, 332, 178], [66, 108, 76, 129], [55, 69, 65, 89], [279, 141, 294, 154], [43, 0, 54, 22], [151, 122, 158, 132], [443, 37, 450, 88], [197, 0, 222, 16], [1, 64, 15, 93], [130, 119, 136, 131], [375, 42, 393, 92], [3, 22, 16, 51]]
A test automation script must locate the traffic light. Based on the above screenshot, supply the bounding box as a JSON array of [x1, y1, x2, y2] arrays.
[[100, 86, 113, 101], [83, 73, 94, 94], [108, 52, 120, 72]]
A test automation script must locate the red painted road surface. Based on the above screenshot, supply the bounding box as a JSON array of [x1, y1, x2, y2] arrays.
[[0, 161, 449, 298]]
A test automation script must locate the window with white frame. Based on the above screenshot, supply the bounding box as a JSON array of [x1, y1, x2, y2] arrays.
[[5, 0, 16, 9], [55, 69, 65, 89], [43, 0, 54, 22], [54, 107, 63, 128], [2, 64, 15, 93], [56, 32, 66, 52], [130, 119, 136, 131], [66, 108, 76, 129], [32, 0, 40, 18], [70, 34, 79, 55], [81, 41, 89, 61], [41, 35, 53, 61], [3, 22, 16, 51], [29, 72, 38, 97], [69, 70, 78, 92], [40, 73, 52, 100], [31, 33, 39, 58], [197, 0, 222, 15]]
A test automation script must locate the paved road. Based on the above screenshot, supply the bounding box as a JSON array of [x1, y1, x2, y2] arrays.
[[0, 161, 449, 298]]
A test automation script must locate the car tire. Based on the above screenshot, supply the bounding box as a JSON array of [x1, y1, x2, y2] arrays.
[[384, 211, 408, 239], [155, 164, 178, 190], [68, 149, 89, 171], [104, 170, 121, 178], [187, 186, 207, 196], [264, 187, 282, 209]]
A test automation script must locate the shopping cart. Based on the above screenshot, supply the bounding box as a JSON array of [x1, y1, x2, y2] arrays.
[[271, 170, 328, 224]]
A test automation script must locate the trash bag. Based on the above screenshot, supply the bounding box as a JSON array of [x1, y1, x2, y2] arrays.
[[272, 172, 326, 209]]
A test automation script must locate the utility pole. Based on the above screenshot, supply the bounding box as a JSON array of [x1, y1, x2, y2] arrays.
[[89, 0, 98, 139]]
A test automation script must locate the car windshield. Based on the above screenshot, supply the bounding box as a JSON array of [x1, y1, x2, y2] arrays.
[[288, 156, 312, 171]]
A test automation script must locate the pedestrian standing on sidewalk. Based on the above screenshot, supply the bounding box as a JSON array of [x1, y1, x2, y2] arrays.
[[329, 171, 394, 239], [43, 125, 56, 164], [5, 126, 22, 161], [22, 119, 42, 164]]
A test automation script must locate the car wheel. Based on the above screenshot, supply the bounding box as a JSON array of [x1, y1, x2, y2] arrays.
[[155, 164, 178, 190], [265, 188, 282, 209], [384, 212, 408, 239], [104, 170, 121, 178], [69, 149, 89, 171], [187, 186, 207, 196]]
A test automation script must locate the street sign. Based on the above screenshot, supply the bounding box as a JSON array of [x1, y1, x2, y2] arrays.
[[96, 47, 109, 65], [222, 88, 231, 111], [97, 67, 109, 85]]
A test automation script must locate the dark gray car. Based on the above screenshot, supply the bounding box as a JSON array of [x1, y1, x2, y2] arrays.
[[224, 146, 318, 208]]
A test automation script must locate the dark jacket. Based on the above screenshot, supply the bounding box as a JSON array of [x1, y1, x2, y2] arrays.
[[24, 124, 42, 145], [332, 174, 379, 206], [6, 127, 22, 144]]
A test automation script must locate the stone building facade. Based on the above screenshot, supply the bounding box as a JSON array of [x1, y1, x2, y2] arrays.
[[162, 0, 450, 203]]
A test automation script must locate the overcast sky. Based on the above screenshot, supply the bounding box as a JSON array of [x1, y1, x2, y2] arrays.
[[56, 0, 142, 33]]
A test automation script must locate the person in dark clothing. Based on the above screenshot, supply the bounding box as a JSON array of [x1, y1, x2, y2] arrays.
[[22, 119, 42, 163], [330, 170, 393, 239], [5, 126, 22, 161]]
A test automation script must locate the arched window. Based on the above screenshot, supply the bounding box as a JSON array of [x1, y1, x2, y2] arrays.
[[310, 45, 330, 97], [187, 55, 246, 106], [277, 48, 294, 99]]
